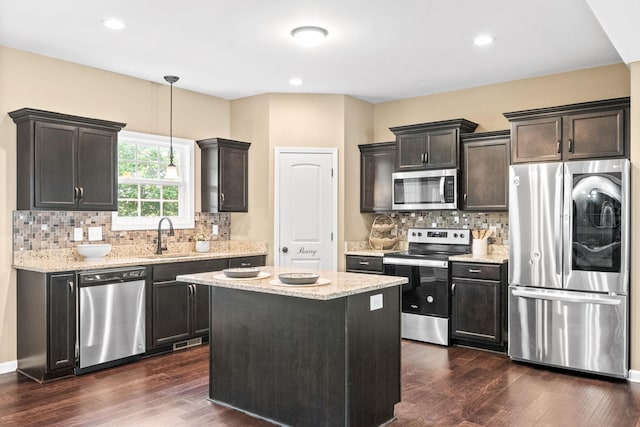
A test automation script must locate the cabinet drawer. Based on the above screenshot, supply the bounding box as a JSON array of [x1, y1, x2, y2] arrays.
[[228, 255, 266, 268], [346, 256, 383, 273], [451, 262, 501, 281], [153, 259, 229, 281]]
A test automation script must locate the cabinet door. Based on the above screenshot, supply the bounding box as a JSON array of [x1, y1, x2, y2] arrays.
[[511, 117, 562, 164], [47, 274, 76, 370], [219, 145, 248, 212], [451, 278, 501, 344], [426, 129, 457, 168], [564, 109, 625, 160], [360, 143, 396, 212], [152, 280, 191, 346], [34, 122, 77, 209], [462, 137, 509, 211], [77, 127, 118, 211], [396, 134, 426, 171], [192, 284, 210, 337]]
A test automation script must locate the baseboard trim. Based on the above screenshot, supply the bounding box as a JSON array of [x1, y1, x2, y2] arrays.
[[627, 369, 640, 383], [0, 360, 17, 375]]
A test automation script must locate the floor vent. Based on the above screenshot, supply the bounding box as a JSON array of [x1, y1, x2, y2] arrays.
[[173, 337, 203, 351]]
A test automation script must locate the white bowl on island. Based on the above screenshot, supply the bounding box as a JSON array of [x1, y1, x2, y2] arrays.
[[77, 244, 112, 261]]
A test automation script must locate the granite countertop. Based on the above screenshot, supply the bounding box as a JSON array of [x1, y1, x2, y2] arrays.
[[344, 249, 396, 257], [13, 241, 268, 273], [448, 253, 508, 264], [178, 266, 407, 301]]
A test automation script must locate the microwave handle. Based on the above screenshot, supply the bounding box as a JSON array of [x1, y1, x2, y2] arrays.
[[439, 177, 446, 203]]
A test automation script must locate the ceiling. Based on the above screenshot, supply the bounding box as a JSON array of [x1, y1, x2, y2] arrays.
[[0, 0, 628, 103]]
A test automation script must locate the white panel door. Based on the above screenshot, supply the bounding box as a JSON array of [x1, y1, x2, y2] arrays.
[[275, 148, 337, 271]]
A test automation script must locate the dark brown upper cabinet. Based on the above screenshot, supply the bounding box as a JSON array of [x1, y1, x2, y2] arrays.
[[390, 119, 478, 171], [359, 142, 396, 212], [9, 108, 125, 211], [461, 130, 510, 211], [196, 138, 251, 212], [504, 97, 629, 164]]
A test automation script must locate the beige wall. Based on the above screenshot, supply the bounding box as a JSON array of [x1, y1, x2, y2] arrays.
[[0, 46, 231, 365], [231, 93, 372, 270], [374, 64, 631, 138], [629, 61, 640, 372]]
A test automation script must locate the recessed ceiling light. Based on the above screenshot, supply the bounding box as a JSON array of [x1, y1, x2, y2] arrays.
[[102, 18, 125, 30], [291, 26, 328, 47], [474, 35, 494, 46], [289, 78, 303, 86]]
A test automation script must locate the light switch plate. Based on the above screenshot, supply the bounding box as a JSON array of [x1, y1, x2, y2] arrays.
[[212, 224, 219, 235], [88, 226, 102, 241], [370, 294, 383, 311], [73, 228, 83, 241]]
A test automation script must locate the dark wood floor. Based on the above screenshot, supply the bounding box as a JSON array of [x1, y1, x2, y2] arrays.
[[2, 340, 640, 426]]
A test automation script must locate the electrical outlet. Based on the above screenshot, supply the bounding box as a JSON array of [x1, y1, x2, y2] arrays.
[[370, 294, 383, 311], [74, 228, 83, 241], [41, 224, 48, 231], [88, 226, 102, 241], [212, 224, 219, 235]]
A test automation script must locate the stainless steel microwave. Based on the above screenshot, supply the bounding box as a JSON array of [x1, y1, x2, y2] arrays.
[[392, 169, 458, 210]]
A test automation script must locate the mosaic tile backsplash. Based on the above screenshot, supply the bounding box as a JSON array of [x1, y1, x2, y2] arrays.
[[13, 211, 230, 252], [365, 211, 509, 245]]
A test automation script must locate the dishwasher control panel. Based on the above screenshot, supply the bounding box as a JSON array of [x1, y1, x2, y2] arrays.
[[79, 266, 146, 285]]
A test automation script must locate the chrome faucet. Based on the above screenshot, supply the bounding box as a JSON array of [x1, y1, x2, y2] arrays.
[[156, 217, 175, 254]]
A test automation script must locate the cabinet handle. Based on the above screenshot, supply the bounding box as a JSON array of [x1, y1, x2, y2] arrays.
[[420, 153, 425, 163], [451, 283, 455, 293], [424, 152, 428, 163], [464, 194, 467, 203], [220, 192, 225, 206], [359, 261, 370, 265], [568, 138, 574, 153], [556, 140, 561, 153], [240, 262, 251, 267], [188, 284, 194, 296], [74, 187, 79, 200], [78, 187, 84, 201], [468, 269, 482, 273], [68, 280, 74, 296]]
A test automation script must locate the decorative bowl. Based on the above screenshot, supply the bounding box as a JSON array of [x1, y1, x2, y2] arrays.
[[77, 244, 112, 261], [278, 272, 320, 285], [223, 267, 261, 278]]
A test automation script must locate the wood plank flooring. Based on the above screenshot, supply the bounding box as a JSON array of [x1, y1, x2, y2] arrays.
[[1, 340, 640, 426]]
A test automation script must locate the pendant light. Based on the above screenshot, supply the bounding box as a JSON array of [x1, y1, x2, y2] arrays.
[[164, 75, 179, 180]]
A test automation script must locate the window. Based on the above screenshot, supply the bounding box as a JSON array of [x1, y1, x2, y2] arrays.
[[112, 130, 194, 230]]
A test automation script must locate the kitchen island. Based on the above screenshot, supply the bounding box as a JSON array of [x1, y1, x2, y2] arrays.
[[177, 266, 407, 427]]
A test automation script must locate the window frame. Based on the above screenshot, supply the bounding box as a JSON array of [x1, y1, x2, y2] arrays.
[[111, 130, 195, 231]]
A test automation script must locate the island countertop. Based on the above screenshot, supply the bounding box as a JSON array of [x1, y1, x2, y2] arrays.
[[177, 266, 407, 300]]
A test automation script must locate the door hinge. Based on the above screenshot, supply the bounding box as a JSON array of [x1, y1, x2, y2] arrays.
[[331, 232, 334, 241], [331, 168, 334, 178]]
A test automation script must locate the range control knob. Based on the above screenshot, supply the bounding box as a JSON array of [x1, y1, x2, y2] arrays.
[[411, 232, 416, 237], [417, 232, 422, 237], [453, 233, 458, 238], [460, 232, 465, 239]]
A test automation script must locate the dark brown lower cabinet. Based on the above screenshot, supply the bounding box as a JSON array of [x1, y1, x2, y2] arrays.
[[150, 256, 266, 351], [209, 285, 400, 426], [17, 270, 76, 382], [450, 262, 508, 352]]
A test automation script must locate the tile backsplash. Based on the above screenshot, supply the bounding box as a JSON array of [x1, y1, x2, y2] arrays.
[[366, 211, 509, 245], [13, 211, 230, 252]]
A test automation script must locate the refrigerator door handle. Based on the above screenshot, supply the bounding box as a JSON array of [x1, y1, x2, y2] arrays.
[[511, 288, 622, 306], [555, 168, 563, 277]]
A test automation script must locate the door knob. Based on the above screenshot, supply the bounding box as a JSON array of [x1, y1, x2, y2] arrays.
[[282, 247, 288, 253]]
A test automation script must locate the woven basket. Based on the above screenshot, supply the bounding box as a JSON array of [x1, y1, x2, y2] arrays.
[[369, 215, 398, 250]]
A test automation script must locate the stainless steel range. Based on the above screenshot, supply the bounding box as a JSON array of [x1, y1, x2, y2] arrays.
[[383, 228, 470, 345]]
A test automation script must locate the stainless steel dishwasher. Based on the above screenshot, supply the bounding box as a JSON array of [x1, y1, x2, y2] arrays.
[[77, 266, 146, 373]]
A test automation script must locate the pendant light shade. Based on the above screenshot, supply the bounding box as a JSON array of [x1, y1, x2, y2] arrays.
[[164, 75, 179, 180]]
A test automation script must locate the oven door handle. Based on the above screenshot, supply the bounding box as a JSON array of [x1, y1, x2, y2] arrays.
[[383, 257, 448, 268]]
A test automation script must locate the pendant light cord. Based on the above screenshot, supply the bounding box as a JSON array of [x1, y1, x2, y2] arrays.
[[163, 75, 179, 168]]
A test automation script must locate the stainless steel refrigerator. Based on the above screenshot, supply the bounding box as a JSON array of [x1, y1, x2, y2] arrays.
[[508, 158, 630, 378]]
